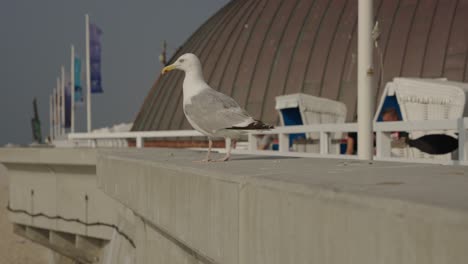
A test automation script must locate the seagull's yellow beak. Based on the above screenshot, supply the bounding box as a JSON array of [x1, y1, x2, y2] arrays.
[[162, 64, 176, 74]]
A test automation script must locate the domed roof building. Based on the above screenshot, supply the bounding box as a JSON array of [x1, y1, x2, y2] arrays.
[[132, 0, 468, 133]]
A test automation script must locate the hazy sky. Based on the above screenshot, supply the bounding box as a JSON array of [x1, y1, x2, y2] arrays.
[[0, 0, 229, 145]]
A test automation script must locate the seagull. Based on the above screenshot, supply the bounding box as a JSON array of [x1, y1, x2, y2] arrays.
[[161, 53, 273, 162]]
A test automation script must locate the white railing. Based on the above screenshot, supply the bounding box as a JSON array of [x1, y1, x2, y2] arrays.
[[244, 123, 358, 160], [374, 118, 468, 165], [67, 118, 468, 165], [68, 130, 204, 148]]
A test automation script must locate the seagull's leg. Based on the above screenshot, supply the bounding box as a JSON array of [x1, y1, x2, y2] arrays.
[[206, 139, 213, 161], [193, 138, 212, 163], [216, 137, 232, 162]]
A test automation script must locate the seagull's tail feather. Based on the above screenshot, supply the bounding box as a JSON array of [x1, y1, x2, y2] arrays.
[[227, 120, 274, 130]]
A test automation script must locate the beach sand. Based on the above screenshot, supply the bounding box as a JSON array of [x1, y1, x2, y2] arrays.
[[0, 164, 50, 264]]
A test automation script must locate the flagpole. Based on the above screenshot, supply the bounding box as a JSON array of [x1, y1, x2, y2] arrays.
[[61, 66, 65, 135], [49, 94, 53, 140], [85, 14, 92, 132], [52, 88, 57, 139], [54, 84, 57, 136], [56, 78, 61, 136], [55, 87, 59, 137], [71, 45, 75, 133]]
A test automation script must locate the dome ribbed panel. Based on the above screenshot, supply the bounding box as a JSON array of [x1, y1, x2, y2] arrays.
[[132, 0, 468, 131]]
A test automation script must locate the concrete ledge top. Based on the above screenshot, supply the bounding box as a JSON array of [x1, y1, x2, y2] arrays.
[[0, 147, 97, 165], [100, 148, 468, 214]]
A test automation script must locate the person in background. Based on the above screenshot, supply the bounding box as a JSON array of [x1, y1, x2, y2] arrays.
[[381, 107, 409, 143], [381, 107, 399, 122], [345, 131, 358, 155]]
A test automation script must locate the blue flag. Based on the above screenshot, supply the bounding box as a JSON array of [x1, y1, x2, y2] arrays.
[[89, 23, 103, 93], [74, 57, 84, 103]]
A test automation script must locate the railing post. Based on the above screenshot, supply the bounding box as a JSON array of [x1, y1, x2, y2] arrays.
[[279, 133, 289, 153], [225, 138, 231, 151], [320, 132, 329, 155], [376, 130, 391, 159], [248, 134, 258, 152], [136, 136, 143, 148], [458, 118, 466, 162], [90, 139, 97, 148]]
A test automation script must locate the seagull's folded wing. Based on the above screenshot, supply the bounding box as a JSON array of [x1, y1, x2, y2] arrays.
[[184, 89, 254, 133]]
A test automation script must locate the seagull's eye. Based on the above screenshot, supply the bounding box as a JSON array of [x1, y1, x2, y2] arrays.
[[179, 59, 185, 63]]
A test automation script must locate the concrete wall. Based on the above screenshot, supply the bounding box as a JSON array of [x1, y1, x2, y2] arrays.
[[0, 148, 118, 239], [98, 150, 240, 264], [0, 148, 134, 263], [98, 148, 468, 264], [2, 147, 468, 264], [0, 161, 53, 264]]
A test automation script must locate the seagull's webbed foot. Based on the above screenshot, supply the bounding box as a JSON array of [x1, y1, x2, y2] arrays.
[[214, 154, 230, 162], [213, 137, 233, 162], [193, 139, 213, 163]]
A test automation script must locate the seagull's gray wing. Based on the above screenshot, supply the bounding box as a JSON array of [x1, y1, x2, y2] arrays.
[[183, 89, 253, 133]]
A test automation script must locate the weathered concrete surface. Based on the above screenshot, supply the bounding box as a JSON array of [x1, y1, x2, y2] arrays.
[[0, 148, 131, 263], [98, 148, 468, 264], [0, 148, 118, 239], [134, 215, 203, 264], [2, 147, 468, 264], [0, 147, 97, 165], [0, 163, 51, 264]]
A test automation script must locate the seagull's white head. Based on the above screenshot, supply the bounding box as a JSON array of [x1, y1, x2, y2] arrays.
[[161, 53, 202, 75]]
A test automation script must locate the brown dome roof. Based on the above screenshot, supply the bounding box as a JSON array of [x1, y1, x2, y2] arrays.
[[132, 0, 468, 131]]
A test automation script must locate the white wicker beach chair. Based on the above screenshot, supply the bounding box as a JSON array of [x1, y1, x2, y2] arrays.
[[375, 78, 468, 160], [275, 93, 347, 154]]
